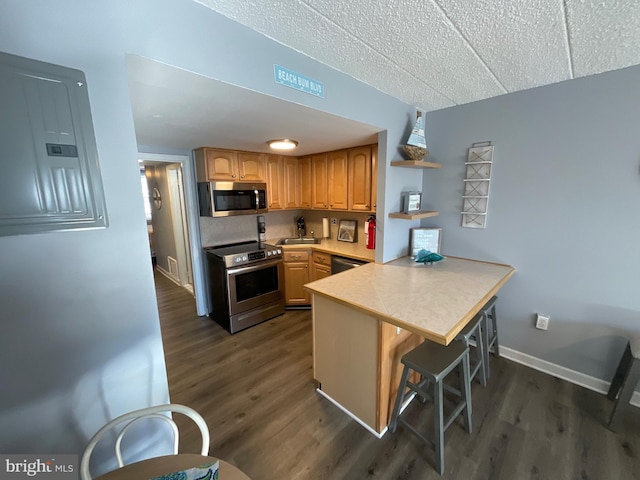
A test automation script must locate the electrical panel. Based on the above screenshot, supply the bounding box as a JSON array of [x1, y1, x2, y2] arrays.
[[0, 51, 108, 236]]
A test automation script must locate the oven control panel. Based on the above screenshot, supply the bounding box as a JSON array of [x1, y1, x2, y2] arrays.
[[230, 247, 282, 266]]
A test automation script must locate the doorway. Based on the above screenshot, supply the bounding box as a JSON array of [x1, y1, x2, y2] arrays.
[[138, 152, 207, 315]]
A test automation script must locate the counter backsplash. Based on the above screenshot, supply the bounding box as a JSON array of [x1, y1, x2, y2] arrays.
[[200, 209, 374, 255]]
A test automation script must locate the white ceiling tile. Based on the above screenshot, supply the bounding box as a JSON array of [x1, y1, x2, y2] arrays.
[[435, 0, 571, 91], [565, 0, 640, 78], [306, 0, 506, 105], [193, 0, 640, 112]]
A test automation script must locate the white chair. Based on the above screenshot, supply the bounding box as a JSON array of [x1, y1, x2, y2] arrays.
[[80, 403, 210, 480]]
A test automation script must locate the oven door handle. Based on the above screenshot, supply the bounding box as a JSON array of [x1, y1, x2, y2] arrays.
[[226, 257, 283, 275]]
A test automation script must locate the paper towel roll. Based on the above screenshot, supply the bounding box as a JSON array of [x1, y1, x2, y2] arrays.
[[322, 217, 330, 238]]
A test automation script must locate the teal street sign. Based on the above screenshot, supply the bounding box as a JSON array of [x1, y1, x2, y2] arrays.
[[274, 65, 324, 98]]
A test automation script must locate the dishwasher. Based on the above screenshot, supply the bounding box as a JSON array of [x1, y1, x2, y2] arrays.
[[331, 255, 368, 274]]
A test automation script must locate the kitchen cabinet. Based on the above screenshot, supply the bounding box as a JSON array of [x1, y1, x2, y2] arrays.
[[311, 154, 328, 209], [283, 249, 310, 306], [348, 145, 373, 211], [298, 156, 312, 209], [266, 154, 284, 210], [283, 156, 301, 208], [310, 251, 331, 281], [194, 147, 265, 182], [328, 150, 349, 210], [371, 146, 377, 212]]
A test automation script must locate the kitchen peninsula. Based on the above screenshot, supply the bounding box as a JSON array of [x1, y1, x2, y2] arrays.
[[305, 256, 515, 435]]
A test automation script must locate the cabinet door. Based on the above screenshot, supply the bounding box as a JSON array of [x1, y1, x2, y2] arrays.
[[328, 150, 349, 210], [311, 154, 328, 209], [204, 148, 238, 181], [284, 250, 310, 305], [311, 263, 331, 281], [283, 156, 300, 208], [266, 155, 284, 210], [371, 145, 377, 212], [348, 145, 372, 211], [237, 152, 265, 182], [299, 156, 312, 209]]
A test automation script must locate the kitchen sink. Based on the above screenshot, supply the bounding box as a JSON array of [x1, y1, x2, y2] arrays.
[[277, 237, 321, 245]]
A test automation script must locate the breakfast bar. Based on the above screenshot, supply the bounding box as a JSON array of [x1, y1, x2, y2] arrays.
[[305, 256, 515, 435]]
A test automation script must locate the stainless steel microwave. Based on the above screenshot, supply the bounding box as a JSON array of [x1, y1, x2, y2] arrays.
[[198, 181, 268, 217]]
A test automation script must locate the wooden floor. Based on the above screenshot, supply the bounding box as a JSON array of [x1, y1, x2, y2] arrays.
[[155, 273, 640, 479]]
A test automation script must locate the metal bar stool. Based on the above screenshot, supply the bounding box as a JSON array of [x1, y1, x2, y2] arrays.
[[389, 340, 472, 475], [480, 296, 499, 379], [455, 310, 487, 387], [607, 337, 640, 431]]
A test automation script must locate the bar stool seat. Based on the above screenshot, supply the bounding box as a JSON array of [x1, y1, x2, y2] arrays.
[[607, 336, 640, 431], [455, 311, 487, 387], [389, 340, 472, 475]]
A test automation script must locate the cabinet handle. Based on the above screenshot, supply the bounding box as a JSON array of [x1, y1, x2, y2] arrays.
[[232, 174, 236, 178], [241, 175, 245, 179]]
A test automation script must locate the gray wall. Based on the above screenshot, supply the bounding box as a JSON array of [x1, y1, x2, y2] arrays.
[[146, 165, 179, 276], [423, 65, 640, 384], [0, 0, 420, 466]]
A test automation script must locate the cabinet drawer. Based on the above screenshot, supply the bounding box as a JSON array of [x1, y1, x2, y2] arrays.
[[284, 250, 309, 263], [312, 251, 331, 267]]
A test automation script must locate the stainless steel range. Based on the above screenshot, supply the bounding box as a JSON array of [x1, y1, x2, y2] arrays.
[[204, 241, 284, 334]]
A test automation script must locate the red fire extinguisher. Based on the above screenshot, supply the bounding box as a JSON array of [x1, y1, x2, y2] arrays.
[[365, 215, 376, 250]]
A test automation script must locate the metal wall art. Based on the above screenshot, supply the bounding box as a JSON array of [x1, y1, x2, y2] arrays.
[[461, 142, 493, 229]]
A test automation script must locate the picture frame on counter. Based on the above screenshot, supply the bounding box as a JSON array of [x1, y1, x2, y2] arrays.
[[409, 227, 441, 257], [337, 220, 357, 243]]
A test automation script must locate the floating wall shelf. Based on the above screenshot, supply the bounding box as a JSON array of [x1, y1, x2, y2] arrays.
[[390, 160, 442, 169], [388, 210, 439, 220], [388, 159, 440, 220]]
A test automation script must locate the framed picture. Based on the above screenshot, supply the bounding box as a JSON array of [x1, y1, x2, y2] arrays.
[[409, 227, 441, 257], [337, 220, 357, 243]]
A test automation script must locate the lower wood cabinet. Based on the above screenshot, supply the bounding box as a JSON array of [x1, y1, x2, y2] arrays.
[[311, 251, 331, 281], [283, 250, 310, 306]]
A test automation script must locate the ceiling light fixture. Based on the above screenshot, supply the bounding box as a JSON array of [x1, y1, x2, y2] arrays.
[[267, 139, 299, 151]]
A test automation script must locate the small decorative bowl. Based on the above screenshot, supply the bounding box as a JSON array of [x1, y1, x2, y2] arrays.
[[402, 145, 429, 160]]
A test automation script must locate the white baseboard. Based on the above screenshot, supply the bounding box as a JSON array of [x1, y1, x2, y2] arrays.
[[155, 266, 181, 286], [499, 346, 640, 407]]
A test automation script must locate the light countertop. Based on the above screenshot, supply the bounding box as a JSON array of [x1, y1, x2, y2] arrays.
[[305, 255, 515, 345], [267, 237, 375, 262]]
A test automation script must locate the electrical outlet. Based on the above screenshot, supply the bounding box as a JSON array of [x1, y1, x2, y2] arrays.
[[331, 218, 337, 225], [535, 314, 550, 330]]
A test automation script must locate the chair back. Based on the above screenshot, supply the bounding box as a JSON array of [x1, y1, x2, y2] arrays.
[[80, 403, 210, 480]]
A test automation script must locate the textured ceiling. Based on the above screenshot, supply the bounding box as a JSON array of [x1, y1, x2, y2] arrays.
[[194, 0, 640, 112]]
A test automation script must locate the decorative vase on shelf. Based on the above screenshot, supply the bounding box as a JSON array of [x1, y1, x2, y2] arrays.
[[401, 111, 429, 160]]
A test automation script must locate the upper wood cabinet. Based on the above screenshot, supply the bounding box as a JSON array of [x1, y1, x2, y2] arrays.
[[371, 145, 377, 212], [299, 156, 312, 209], [311, 154, 328, 209], [348, 145, 373, 211], [237, 152, 266, 181], [328, 150, 349, 210], [266, 154, 284, 210], [195, 144, 376, 213], [283, 156, 301, 208], [195, 147, 265, 182]]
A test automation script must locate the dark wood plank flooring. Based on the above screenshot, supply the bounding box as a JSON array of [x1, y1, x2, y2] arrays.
[[155, 273, 640, 479]]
